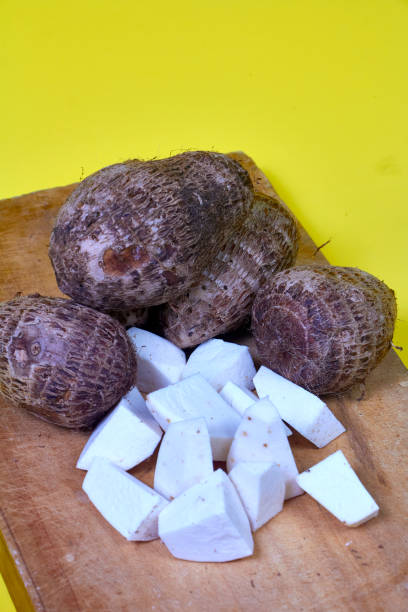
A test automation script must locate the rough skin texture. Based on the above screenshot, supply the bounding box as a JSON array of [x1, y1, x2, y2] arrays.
[[49, 151, 253, 310], [161, 194, 299, 347], [0, 295, 137, 429], [252, 265, 396, 395]]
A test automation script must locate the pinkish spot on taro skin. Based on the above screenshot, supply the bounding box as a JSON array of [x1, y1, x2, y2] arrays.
[[13, 349, 27, 362], [8, 323, 69, 378], [102, 246, 150, 276]]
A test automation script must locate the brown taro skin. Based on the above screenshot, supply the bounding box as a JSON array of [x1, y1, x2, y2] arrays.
[[252, 265, 397, 395], [0, 295, 137, 429], [161, 193, 299, 347], [49, 151, 253, 311]]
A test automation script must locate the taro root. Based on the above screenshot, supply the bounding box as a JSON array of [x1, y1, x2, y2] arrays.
[[161, 194, 299, 348], [0, 295, 137, 429], [252, 265, 396, 395], [49, 151, 253, 311]]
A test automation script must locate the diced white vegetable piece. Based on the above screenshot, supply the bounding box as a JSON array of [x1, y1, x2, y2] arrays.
[[154, 418, 213, 500], [146, 374, 240, 461], [182, 339, 256, 391], [220, 381, 292, 436], [220, 381, 258, 415], [229, 462, 285, 531], [296, 450, 379, 527], [76, 388, 162, 471], [127, 327, 186, 393], [158, 469, 253, 562], [253, 366, 345, 447], [227, 398, 303, 499], [83, 458, 168, 540]]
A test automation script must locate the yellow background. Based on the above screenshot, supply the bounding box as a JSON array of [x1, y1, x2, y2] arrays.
[[1, 0, 407, 608], [0, 577, 15, 612]]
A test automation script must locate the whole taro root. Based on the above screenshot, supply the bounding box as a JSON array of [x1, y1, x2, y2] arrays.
[[161, 194, 299, 347], [49, 151, 253, 311], [252, 265, 396, 395], [0, 295, 137, 429]]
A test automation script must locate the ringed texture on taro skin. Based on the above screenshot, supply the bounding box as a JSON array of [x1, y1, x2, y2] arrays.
[[161, 193, 299, 348], [49, 151, 253, 311], [252, 265, 396, 395], [0, 295, 137, 429]]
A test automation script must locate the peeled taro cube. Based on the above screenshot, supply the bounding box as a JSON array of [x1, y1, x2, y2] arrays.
[[83, 457, 168, 540], [158, 469, 254, 562]]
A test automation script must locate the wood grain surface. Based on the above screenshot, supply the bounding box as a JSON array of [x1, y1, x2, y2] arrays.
[[0, 154, 407, 612]]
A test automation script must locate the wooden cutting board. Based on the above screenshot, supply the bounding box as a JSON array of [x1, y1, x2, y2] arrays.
[[0, 153, 407, 612]]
